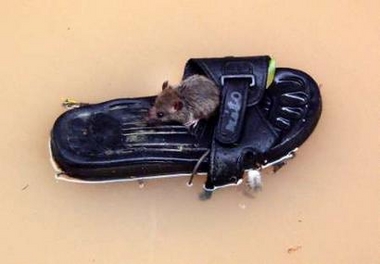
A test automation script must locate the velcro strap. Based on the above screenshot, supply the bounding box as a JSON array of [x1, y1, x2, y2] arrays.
[[183, 56, 277, 190], [216, 62, 253, 144], [183, 56, 270, 106]]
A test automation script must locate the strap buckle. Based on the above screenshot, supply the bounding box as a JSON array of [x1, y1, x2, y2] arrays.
[[220, 74, 256, 87]]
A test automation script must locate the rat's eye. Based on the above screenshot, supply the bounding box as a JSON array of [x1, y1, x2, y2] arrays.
[[156, 112, 164, 118]]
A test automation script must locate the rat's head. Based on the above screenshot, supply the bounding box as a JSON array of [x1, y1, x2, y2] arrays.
[[147, 81, 184, 124]]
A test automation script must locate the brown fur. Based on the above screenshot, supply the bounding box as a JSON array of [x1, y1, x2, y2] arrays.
[[148, 75, 220, 125]]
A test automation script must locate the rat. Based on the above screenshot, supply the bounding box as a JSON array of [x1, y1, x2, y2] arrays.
[[147, 74, 220, 127]]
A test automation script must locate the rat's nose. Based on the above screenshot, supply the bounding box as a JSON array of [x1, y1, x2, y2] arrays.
[[148, 108, 154, 118], [145, 107, 156, 121]]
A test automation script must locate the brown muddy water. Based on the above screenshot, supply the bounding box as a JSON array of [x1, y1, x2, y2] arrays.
[[0, 1, 379, 263]]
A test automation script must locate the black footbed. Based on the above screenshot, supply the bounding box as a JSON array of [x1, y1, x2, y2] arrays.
[[50, 67, 321, 181]]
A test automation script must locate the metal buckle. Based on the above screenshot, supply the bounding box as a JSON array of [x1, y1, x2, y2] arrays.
[[220, 74, 256, 87]]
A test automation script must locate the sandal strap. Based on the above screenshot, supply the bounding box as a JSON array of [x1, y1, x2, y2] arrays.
[[184, 56, 279, 190]]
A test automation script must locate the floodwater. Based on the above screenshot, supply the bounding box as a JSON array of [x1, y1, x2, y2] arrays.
[[1, 1, 379, 263]]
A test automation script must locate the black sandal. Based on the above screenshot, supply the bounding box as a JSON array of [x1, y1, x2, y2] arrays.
[[49, 55, 322, 198]]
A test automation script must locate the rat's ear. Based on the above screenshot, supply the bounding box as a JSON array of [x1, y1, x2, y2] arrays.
[[173, 101, 183, 111], [162, 80, 169, 90]]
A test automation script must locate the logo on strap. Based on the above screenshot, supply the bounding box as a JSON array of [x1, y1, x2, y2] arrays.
[[224, 91, 242, 132]]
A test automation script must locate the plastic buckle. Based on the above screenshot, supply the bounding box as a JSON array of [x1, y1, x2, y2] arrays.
[[220, 74, 256, 87]]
